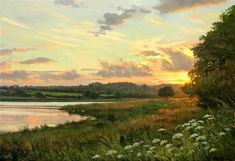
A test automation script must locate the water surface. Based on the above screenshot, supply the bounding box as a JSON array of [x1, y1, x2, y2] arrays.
[[0, 102, 100, 133]]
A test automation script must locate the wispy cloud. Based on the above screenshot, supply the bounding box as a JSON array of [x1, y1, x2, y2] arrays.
[[154, 0, 228, 13], [20, 57, 57, 65], [0, 48, 33, 56], [0, 17, 32, 30]]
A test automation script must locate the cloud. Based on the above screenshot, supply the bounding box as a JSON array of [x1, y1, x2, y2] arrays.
[[97, 60, 152, 77], [140, 50, 160, 57], [0, 61, 13, 71], [0, 70, 80, 81], [159, 48, 194, 71], [20, 57, 57, 65], [0, 17, 32, 30], [154, 0, 228, 13], [36, 70, 79, 80], [54, 0, 80, 8], [0, 48, 33, 56], [95, 6, 151, 36], [0, 70, 29, 80]]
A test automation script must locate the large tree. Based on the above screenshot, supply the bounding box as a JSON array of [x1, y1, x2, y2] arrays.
[[158, 86, 175, 98], [189, 5, 235, 107]]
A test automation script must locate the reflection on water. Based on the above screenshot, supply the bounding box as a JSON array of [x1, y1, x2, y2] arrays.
[[0, 106, 86, 133]]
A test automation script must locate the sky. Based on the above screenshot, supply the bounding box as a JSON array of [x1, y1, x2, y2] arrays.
[[0, 0, 234, 86]]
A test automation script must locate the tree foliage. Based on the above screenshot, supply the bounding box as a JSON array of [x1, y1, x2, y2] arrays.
[[189, 5, 235, 107], [158, 86, 175, 98]]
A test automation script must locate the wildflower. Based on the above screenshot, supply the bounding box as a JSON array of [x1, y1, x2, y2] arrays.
[[189, 119, 197, 124], [165, 144, 172, 148], [140, 140, 144, 144], [190, 133, 199, 139], [146, 150, 153, 156], [152, 139, 161, 144], [150, 146, 156, 151], [204, 146, 210, 151], [195, 126, 204, 131], [106, 150, 117, 156], [219, 132, 226, 136], [203, 114, 212, 119], [137, 152, 142, 157], [157, 128, 167, 132], [172, 133, 183, 140], [133, 142, 140, 147], [186, 126, 193, 131], [209, 148, 217, 153], [192, 122, 198, 127], [117, 154, 125, 159], [207, 117, 214, 121], [92, 154, 101, 159], [160, 140, 168, 146], [197, 120, 204, 124], [143, 144, 150, 149], [182, 123, 190, 128], [225, 128, 231, 132], [124, 145, 133, 150], [193, 143, 199, 147], [196, 136, 206, 142], [202, 141, 208, 145]]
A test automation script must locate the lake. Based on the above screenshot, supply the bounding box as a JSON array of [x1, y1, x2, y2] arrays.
[[0, 102, 101, 133]]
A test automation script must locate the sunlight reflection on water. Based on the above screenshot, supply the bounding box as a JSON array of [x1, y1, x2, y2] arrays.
[[0, 102, 99, 133]]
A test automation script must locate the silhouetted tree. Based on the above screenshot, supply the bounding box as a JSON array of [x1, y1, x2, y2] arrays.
[[158, 86, 175, 98]]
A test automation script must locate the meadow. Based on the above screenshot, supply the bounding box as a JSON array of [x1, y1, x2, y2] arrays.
[[1, 98, 233, 161]]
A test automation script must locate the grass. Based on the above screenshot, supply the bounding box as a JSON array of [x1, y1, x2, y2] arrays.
[[0, 98, 213, 161]]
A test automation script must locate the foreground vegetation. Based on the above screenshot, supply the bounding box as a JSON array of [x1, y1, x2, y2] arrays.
[[0, 98, 210, 161]]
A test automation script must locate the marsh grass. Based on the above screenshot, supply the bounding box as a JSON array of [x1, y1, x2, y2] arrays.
[[0, 98, 229, 161]]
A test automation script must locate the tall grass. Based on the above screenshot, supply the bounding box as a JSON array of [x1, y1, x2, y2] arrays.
[[0, 98, 227, 161]]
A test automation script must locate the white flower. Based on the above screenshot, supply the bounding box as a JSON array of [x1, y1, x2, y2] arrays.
[[192, 122, 198, 127], [165, 144, 172, 148], [172, 133, 183, 140], [207, 117, 214, 121], [150, 146, 156, 151], [209, 148, 217, 153], [196, 136, 206, 142], [193, 143, 199, 147], [197, 120, 204, 124], [182, 123, 190, 128], [203, 114, 212, 119], [202, 141, 208, 145], [186, 126, 193, 131], [190, 133, 199, 139], [160, 140, 168, 146], [143, 144, 150, 148], [137, 152, 142, 157], [204, 146, 210, 151], [146, 150, 153, 156], [189, 119, 197, 124], [219, 132, 226, 136], [152, 139, 161, 144], [124, 145, 133, 150], [133, 142, 140, 147], [157, 128, 167, 132], [195, 126, 204, 131], [92, 154, 101, 159], [117, 154, 125, 159], [106, 150, 117, 156]]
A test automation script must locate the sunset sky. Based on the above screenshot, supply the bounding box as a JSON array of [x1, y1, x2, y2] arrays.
[[0, 0, 234, 86]]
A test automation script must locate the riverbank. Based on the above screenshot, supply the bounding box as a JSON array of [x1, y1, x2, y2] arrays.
[[0, 98, 211, 160]]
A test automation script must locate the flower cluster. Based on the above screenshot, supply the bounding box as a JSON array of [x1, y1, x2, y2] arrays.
[[91, 114, 232, 160]]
